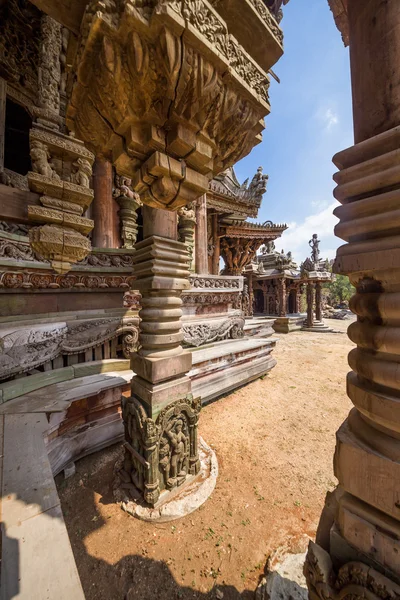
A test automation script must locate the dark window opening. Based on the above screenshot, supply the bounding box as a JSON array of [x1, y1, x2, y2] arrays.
[[4, 98, 32, 175]]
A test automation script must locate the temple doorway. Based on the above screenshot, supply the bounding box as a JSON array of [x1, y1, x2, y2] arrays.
[[254, 289, 264, 313], [288, 289, 297, 314]]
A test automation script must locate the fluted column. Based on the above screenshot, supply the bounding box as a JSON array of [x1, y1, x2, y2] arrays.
[[305, 1, 400, 596]]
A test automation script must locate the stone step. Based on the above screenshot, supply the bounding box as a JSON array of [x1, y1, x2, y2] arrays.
[[190, 338, 278, 404]]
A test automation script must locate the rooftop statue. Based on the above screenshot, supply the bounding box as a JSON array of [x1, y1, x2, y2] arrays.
[[265, 0, 290, 22], [248, 166, 269, 198], [309, 233, 320, 266]]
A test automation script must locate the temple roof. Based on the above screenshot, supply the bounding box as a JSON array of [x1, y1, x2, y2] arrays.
[[208, 166, 269, 219]]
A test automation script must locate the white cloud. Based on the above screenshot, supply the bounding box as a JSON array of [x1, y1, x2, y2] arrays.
[[315, 107, 339, 132], [324, 108, 339, 130], [274, 201, 340, 265]]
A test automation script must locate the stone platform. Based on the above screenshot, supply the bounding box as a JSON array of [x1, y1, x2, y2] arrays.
[[273, 314, 306, 334], [244, 316, 275, 338], [301, 319, 334, 333]]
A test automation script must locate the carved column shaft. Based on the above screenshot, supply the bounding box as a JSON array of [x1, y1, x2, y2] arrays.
[[278, 278, 287, 317], [306, 282, 314, 327], [263, 290, 267, 314], [195, 195, 208, 274], [305, 0, 400, 595], [92, 158, 119, 248], [211, 213, 220, 276], [178, 204, 196, 272], [315, 282, 322, 321], [248, 273, 254, 317]]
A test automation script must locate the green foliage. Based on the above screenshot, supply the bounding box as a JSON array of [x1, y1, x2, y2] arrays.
[[324, 274, 354, 305]]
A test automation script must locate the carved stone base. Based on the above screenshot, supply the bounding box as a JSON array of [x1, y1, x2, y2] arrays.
[[304, 540, 400, 600], [114, 436, 217, 522], [120, 394, 201, 507]]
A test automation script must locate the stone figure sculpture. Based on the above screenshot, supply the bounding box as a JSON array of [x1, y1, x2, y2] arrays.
[[166, 419, 189, 488], [30, 140, 60, 180], [71, 158, 92, 188]]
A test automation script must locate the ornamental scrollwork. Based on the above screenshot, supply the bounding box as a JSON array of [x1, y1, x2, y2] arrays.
[[183, 317, 245, 347]]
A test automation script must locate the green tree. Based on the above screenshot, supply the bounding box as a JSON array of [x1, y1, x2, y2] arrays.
[[324, 274, 354, 306]]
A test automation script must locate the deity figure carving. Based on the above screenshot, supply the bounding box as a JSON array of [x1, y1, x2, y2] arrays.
[[163, 418, 189, 489], [71, 158, 92, 188], [242, 283, 251, 316], [119, 396, 201, 505], [30, 141, 60, 180], [309, 233, 320, 266]]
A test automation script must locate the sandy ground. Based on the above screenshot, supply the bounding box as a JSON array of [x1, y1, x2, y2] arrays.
[[57, 317, 354, 599]]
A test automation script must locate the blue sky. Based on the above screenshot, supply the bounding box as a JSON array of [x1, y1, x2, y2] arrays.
[[234, 0, 354, 265]]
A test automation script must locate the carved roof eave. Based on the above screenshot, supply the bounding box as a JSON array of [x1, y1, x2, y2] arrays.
[[207, 192, 260, 219], [327, 0, 349, 46], [253, 269, 301, 280], [300, 270, 332, 282], [221, 222, 287, 239]]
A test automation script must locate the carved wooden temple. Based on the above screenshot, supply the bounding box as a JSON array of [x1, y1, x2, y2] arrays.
[[245, 235, 332, 333], [1, 0, 400, 598]]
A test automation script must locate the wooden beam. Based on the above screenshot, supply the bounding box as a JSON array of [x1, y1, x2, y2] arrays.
[[28, 0, 85, 34], [0, 184, 40, 223]]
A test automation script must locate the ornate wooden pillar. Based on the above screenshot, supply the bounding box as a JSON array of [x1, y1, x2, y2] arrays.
[[122, 206, 200, 506], [211, 213, 220, 275], [248, 273, 254, 317], [277, 278, 287, 317], [306, 282, 314, 328], [305, 0, 400, 596], [315, 282, 322, 321], [195, 194, 208, 275], [178, 204, 196, 272], [92, 158, 119, 248]]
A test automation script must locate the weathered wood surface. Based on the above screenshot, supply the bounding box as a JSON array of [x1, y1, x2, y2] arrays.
[[0, 184, 40, 223], [0, 370, 133, 414]]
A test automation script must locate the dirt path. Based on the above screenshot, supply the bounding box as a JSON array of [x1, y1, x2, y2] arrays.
[[57, 318, 354, 599]]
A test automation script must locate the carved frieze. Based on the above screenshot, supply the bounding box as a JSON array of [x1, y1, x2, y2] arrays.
[[189, 275, 241, 289], [183, 316, 244, 346], [0, 316, 139, 380], [182, 292, 241, 307], [120, 395, 201, 505], [0, 269, 135, 290]]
